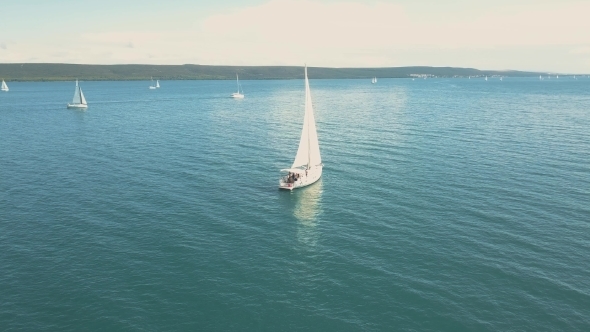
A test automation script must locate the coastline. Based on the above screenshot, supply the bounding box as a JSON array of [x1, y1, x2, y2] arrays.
[[0, 63, 551, 82]]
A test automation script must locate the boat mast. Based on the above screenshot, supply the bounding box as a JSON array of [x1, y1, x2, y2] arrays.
[[75, 79, 80, 103], [306, 65, 311, 170]]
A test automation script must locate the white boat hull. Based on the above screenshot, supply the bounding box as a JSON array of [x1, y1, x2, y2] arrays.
[[231, 93, 244, 99], [67, 103, 88, 109], [279, 167, 322, 190], [149, 86, 156, 89], [1, 88, 8, 92]]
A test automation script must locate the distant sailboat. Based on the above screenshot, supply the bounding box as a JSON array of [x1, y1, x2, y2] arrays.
[[231, 74, 244, 98], [485, 76, 488, 81], [149, 77, 157, 89], [1, 79, 8, 92], [279, 66, 322, 190], [540, 75, 543, 80], [500, 77, 503, 81], [371, 77, 377, 84], [67, 80, 88, 109]]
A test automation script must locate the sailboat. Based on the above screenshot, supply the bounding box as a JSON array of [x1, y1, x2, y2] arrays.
[[156, 80, 160, 88], [1, 79, 8, 92], [149, 77, 157, 89], [485, 76, 488, 81], [231, 74, 244, 98], [67, 80, 88, 109], [371, 77, 377, 84], [279, 66, 322, 190]]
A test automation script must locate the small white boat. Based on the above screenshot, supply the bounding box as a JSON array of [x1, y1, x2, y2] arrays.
[[485, 76, 488, 81], [280, 66, 323, 190], [231, 74, 244, 98], [1, 79, 8, 92], [67, 80, 88, 109], [149, 77, 157, 89], [371, 77, 377, 84]]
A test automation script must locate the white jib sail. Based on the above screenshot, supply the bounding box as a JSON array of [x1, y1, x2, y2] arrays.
[[80, 87, 87, 105], [1, 80, 7, 90], [291, 66, 321, 169]]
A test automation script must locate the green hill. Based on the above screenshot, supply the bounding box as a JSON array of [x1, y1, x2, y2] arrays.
[[0, 63, 542, 81]]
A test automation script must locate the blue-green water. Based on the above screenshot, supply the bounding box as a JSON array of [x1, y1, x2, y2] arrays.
[[1, 78, 589, 331]]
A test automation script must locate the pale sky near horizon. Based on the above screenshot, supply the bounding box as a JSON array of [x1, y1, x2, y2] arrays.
[[1, 0, 589, 73]]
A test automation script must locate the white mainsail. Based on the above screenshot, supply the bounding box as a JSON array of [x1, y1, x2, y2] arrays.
[[156, 80, 160, 88], [1, 79, 8, 91], [72, 80, 81, 104], [291, 66, 321, 169]]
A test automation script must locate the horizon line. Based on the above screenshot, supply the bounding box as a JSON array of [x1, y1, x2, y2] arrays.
[[1, 62, 583, 74]]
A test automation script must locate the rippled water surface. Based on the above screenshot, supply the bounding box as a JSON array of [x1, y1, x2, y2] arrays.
[[1, 78, 589, 331]]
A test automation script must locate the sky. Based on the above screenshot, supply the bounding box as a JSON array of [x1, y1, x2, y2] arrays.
[[1, 0, 590, 73]]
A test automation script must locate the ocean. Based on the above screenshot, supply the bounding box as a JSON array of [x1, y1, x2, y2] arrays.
[[1, 77, 589, 331]]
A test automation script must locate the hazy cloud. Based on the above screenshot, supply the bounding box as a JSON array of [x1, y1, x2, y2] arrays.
[[570, 46, 590, 55], [2, 0, 590, 72], [51, 51, 69, 58]]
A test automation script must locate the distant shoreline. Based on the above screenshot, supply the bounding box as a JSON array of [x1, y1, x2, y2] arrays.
[[0, 63, 563, 82]]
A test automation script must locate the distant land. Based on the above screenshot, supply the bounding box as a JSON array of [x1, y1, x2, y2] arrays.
[[0, 63, 554, 81]]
